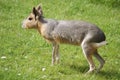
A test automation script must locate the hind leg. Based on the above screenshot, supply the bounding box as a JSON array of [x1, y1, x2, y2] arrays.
[[94, 50, 105, 72], [81, 43, 96, 73]]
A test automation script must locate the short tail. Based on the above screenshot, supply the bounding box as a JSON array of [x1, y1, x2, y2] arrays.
[[92, 41, 108, 48]]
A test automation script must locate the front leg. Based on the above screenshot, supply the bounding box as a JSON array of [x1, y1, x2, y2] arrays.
[[52, 43, 56, 65], [52, 42, 60, 65], [55, 44, 60, 64]]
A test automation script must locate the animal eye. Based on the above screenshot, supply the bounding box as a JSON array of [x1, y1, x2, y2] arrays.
[[28, 17, 33, 20]]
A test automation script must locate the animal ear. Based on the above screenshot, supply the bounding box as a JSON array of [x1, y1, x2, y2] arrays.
[[32, 7, 38, 17], [36, 5, 43, 16]]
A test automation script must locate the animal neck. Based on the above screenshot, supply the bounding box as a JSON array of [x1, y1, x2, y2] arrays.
[[37, 17, 47, 34]]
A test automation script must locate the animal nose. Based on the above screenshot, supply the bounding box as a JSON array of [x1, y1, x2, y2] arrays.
[[21, 20, 26, 28]]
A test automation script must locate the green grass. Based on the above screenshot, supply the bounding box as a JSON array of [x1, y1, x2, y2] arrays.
[[0, 0, 120, 80]]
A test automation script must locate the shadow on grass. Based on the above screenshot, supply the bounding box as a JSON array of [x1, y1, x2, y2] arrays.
[[69, 64, 89, 73], [97, 70, 120, 79], [70, 64, 120, 79]]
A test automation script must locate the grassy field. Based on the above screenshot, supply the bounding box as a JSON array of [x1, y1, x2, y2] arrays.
[[0, 0, 120, 80]]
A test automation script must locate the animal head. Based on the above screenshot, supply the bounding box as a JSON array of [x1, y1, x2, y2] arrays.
[[22, 5, 43, 29]]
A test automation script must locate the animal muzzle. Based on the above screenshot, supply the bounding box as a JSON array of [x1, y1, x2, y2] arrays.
[[22, 20, 27, 29]]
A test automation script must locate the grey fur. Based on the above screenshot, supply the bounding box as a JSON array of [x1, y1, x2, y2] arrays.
[[22, 5, 107, 73], [41, 19, 106, 45]]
